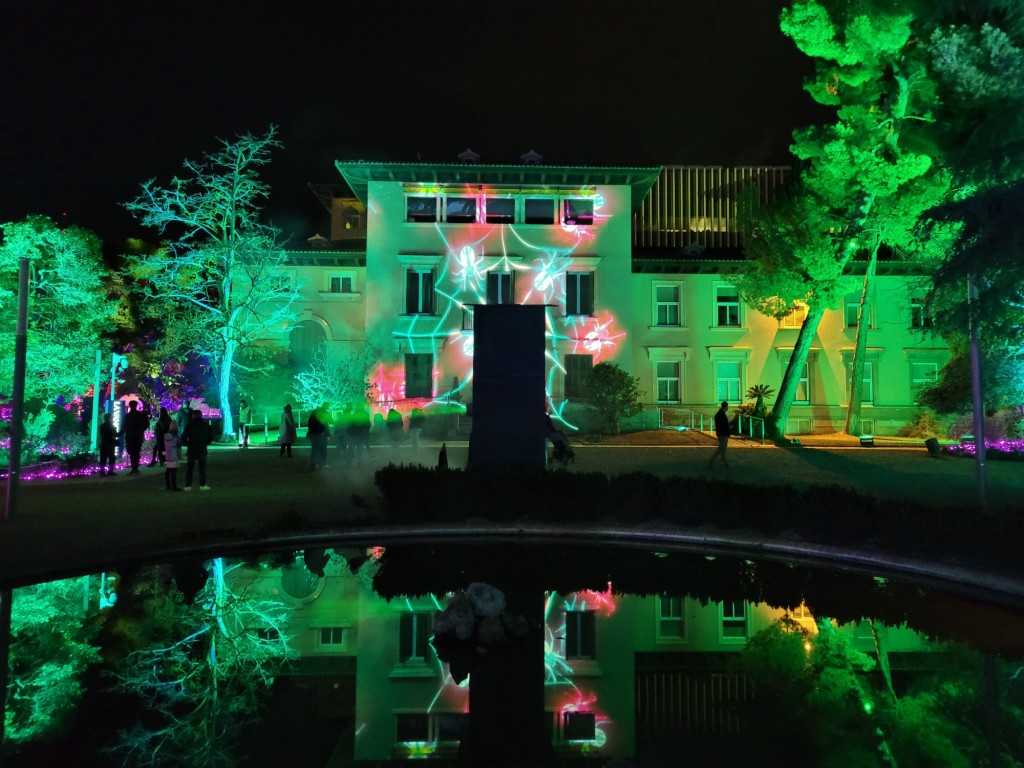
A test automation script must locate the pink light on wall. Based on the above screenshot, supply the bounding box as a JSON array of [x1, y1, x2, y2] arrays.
[[576, 582, 617, 617], [567, 312, 626, 363]]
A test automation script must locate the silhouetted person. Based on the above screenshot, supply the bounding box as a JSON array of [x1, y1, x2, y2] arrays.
[[386, 408, 404, 454], [708, 401, 731, 469], [278, 404, 296, 457], [182, 409, 213, 490], [151, 406, 171, 465], [238, 398, 253, 448], [98, 413, 117, 476], [163, 420, 183, 490], [121, 400, 149, 474], [307, 404, 331, 470], [409, 407, 425, 450], [349, 405, 371, 465]]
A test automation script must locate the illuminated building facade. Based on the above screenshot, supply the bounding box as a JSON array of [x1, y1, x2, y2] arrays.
[[266, 161, 947, 435], [246, 557, 930, 762]]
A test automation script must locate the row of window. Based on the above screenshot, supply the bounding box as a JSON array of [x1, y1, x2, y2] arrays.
[[399, 349, 940, 404], [652, 358, 940, 405], [405, 269, 594, 315], [395, 710, 597, 746], [655, 286, 932, 330], [406, 195, 595, 226], [402, 274, 933, 330]]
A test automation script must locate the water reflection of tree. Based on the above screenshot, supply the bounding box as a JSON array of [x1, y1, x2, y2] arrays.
[[106, 559, 295, 767], [735, 619, 1024, 767]]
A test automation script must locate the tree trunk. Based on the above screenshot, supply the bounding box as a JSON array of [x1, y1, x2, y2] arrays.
[[868, 619, 899, 712], [767, 306, 825, 440], [844, 244, 879, 436], [219, 340, 237, 438]]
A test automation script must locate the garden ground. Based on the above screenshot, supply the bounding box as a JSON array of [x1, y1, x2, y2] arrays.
[[1, 429, 1021, 587]]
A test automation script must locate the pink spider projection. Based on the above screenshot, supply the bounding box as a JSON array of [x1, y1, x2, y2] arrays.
[[576, 582, 617, 617], [371, 361, 436, 410], [555, 689, 610, 746], [568, 313, 626, 363]]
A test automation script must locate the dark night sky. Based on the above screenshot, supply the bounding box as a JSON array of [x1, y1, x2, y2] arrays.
[[0, 0, 827, 247]]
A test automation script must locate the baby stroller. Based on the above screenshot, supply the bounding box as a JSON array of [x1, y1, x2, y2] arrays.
[[548, 430, 575, 466]]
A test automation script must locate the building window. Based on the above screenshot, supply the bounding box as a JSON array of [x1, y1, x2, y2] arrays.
[[714, 286, 740, 327], [343, 211, 361, 230], [435, 713, 468, 743], [566, 272, 594, 316], [715, 360, 742, 403], [406, 196, 437, 223], [911, 361, 938, 401], [910, 295, 932, 328], [396, 713, 430, 743], [655, 361, 681, 404], [524, 198, 555, 224], [845, 360, 874, 405], [720, 600, 748, 642], [486, 271, 514, 305], [654, 283, 682, 327], [657, 595, 685, 640], [845, 295, 871, 329], [781, 301, 808, 328], [405, 268, 435, 315], [484, 197, 515, 224], [564, 354, 593, 399], [399, 611, 433, 663], [563, 712, 597, 741], [445, 196, 477, 223], [270, 273, 293, 293], [404, 354, 433, 399], [564, 610, 596, 659], [329, 274, 354, 294], [318, 626, 346, 648], [794, 361, 810, 404], [564, 198, 594, 226]]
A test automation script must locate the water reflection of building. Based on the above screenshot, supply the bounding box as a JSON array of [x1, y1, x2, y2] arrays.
[[244, 556, 931, 763], [258, 160, 947, 436]]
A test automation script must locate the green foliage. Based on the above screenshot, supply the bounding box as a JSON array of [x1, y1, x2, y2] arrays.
[[122, 127, 299, 438], [107, 560, 297, 767], [290, 345, 377, 411], [746, 384, 775, 419], [6, 577, 103, 744], [0, 216, 115, 405], [582, 362, 642, 435], [918, 344, 1024, 415], [901, 409, 951, 439]]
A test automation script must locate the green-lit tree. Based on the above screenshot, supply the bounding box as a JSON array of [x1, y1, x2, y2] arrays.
[[122, 126, 300, 439], [5, 577, 103, 746], [918, 13, 1024, 412], [583, 362, 642, 434], [107, 559, 296, 767], [0, 216, 115, 410], [771, 0, 952, 436], [733, 181, 856, 440]]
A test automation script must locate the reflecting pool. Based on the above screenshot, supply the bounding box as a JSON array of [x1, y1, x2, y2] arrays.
[[4, 545, 1024, 767]]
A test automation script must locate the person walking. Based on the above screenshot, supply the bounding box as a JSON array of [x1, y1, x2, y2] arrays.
[[307, 404, 331, 470], [163, 420, 183, 491], [151, 406, 171, 466], [182, 409, 213, 491], [278, 404, 297, 458], [98, 412, 117, 476], [708, 400, 732, 469], [121, 399, 150, 474], [238, 398, 253, 449]]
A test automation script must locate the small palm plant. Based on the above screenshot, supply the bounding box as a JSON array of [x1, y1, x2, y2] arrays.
[[746, 384, 775, 419]]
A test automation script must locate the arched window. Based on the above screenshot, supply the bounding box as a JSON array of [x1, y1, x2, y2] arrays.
[[289, 320, 326, 368]]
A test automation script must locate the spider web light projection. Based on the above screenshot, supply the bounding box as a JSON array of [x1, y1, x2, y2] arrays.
[[385, 187, 623, 423], [540, 587, 617, 750]]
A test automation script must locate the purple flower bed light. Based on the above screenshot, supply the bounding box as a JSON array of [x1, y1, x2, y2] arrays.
[[944, 439, 1024, 460], [1, 456, 160, 482]]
